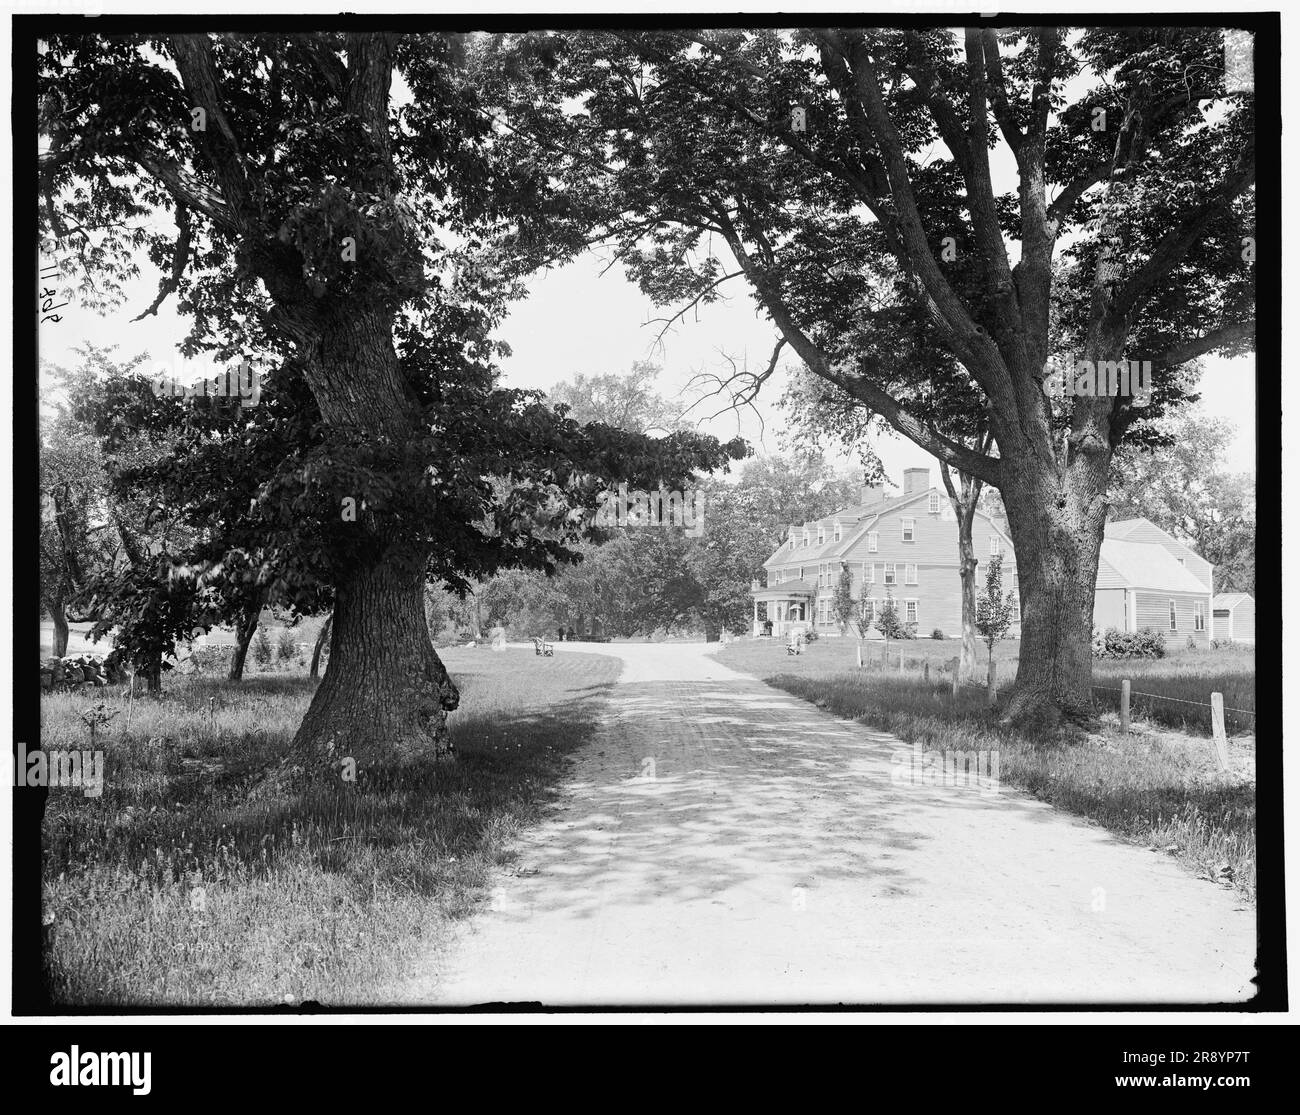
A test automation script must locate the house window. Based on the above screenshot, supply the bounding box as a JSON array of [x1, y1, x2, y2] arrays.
[[802, 529, 810, 547], [990, 535, 1001, 556], [905, 563, 918, 585], [901, 518, 915, 542], [864, 562, 875, 584], [1169, 599, 1178, 631], [867, 532, 878, 553], [775, 570, 782, 584], [817, 527, 825, 545], [883, 563, 897, 585], [833, 521, 842, 542], [928, 492, 941, 514], [1194, 600, 1205, 632], [861, 599, 876, 623], [798, 566, 804, 580], [904, 600, 918, 624]]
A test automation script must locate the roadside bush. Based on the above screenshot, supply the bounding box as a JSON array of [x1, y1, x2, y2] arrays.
[[276, 627, 296, 663], [1093, 626, 1166, 660], [1211, 638, 1233, 650], [931, 629, 946, 640], [252, 626, 273, 667], [803, 629, 819, 642], [1185, 635, 1199, 651]]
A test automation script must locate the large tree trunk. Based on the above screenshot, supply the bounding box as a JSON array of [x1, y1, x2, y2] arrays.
[[310, 613, 332, 680], [998, 459, 1109, 727], [228, 599, 262, 682], [289, 552, 458, 773], [47, 594, 70, 658]]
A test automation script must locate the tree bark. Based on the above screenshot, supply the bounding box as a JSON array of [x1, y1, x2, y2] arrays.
[[997, 458, 1109, 727], [957, 527, 979, 685], [228, 599, 262, 682], [940, 459, 984, 684], [310, 613, 332, 680], [47, 594, 70, 658], [288, 553, 459, 773]]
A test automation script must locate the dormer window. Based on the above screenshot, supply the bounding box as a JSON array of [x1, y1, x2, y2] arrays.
[[928, 492, 941, 514], [802, 529, 810, 547], [833, 521, 842, 542], [817, 527, 825, 545]]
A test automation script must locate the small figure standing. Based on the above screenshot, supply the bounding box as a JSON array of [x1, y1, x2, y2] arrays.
[[558, 625, 565, 642]]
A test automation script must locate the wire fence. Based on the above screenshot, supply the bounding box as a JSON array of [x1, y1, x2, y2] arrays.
[[1090, 683, 1256, 733]]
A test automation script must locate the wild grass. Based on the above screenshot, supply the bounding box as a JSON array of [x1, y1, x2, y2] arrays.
[[717, 644, 1256, 903], [722, 636, 1255, 737], [1093, 644, 1256, 735], [40, 648, 620, 1007]]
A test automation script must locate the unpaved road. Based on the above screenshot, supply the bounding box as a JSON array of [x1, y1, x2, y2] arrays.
[[418, 642, 1256, 1006]]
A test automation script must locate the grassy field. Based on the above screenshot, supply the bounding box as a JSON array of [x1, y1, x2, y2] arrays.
[[723, 635, 1255, 736], [40, 646, 620, 1007], [716, 638, 1257, 901]]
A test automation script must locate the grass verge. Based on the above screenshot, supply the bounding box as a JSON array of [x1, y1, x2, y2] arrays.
[[40, 647, 619, 1007]]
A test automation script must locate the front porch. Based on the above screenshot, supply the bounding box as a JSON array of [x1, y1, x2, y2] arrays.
[[749, 579, 816, 638]]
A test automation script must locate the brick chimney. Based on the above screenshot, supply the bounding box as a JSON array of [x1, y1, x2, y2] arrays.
[[858, 477, 887, 506], [903, 467, 931, 496]]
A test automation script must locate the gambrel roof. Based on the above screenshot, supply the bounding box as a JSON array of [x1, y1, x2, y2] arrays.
[[762, 487, 1014, 570]]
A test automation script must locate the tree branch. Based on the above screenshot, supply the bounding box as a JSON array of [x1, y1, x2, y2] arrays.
[[133, 206, 193, 320]]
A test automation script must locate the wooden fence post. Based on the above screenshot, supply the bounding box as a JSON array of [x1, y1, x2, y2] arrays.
[[1210, 692, 1230, 771], [1120, 680, 1131, 734]]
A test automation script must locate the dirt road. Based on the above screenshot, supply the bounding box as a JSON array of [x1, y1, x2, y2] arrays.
[[421, 642, 1256, 1006]]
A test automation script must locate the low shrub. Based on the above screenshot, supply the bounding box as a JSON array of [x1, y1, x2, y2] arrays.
[[276, 627, 296, 662], [1093, 626, 1166, 660], [252, 626, 273, 667], [931, 629, 946, 640]]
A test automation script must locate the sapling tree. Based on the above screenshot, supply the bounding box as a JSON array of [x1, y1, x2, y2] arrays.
[[831, 562, 855, 635], [975, 553, 1018, 704]]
